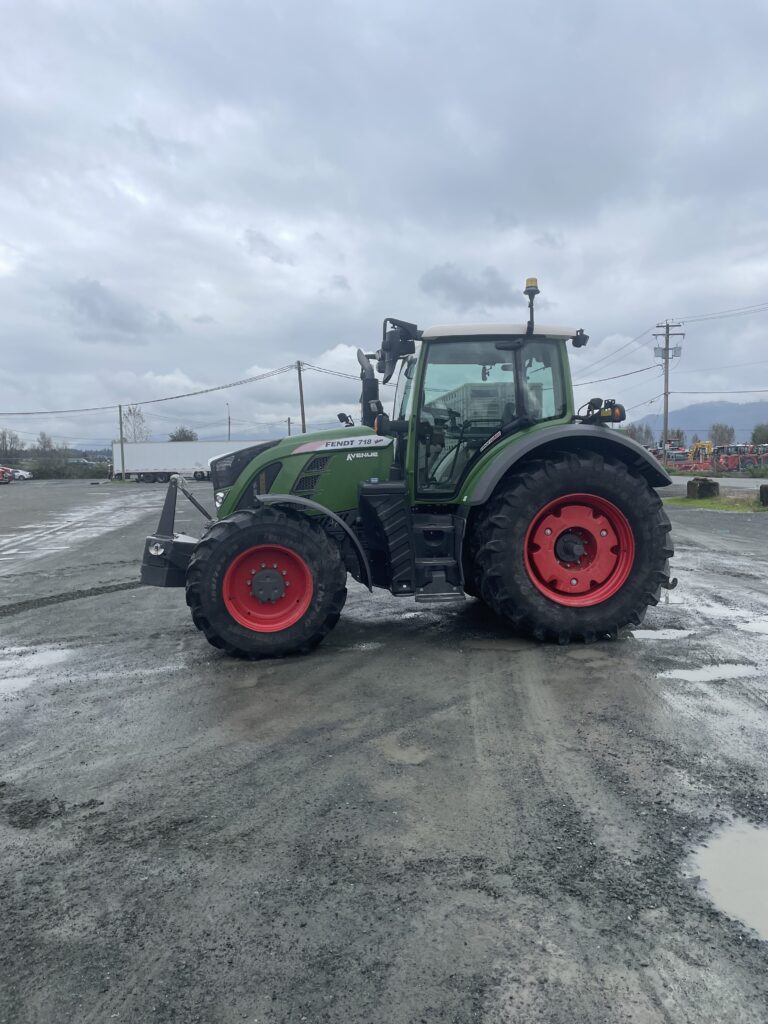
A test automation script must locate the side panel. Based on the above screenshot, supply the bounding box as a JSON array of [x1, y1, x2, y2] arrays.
[[458, 424, 672, 505], [218, 428, 394, 517]]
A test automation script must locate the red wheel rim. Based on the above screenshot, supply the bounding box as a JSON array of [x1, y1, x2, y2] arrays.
[[523, 493, 635, 607], [222, 544, 313, 632]]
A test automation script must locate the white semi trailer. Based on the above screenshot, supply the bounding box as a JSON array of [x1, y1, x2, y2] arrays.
[[111, 440, 266, 482]]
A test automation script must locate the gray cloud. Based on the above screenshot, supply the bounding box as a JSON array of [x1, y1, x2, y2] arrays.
[[0, 0, 767, 442], [243, 231, 296, 266], [61, 279, 177, 341], [419, 264, 524, 312]]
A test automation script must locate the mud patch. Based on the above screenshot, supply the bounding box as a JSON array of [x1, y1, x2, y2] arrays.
[[4, 796, 67, 829], [691, 820, 768, 940], [377, 735, 431, 765]]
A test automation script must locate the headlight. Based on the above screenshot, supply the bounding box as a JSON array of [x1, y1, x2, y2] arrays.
[[214, 490, 226, 508]]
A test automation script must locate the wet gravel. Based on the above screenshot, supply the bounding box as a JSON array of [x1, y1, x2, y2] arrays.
[[1, 480, 768, 1023]]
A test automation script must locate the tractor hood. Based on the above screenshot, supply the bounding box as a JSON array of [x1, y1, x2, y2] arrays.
[[213, 426, 395, 519]]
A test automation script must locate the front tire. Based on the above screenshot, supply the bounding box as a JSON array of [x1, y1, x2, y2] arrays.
[[473, 453, 673, 643], [186, 508, 347, 658]]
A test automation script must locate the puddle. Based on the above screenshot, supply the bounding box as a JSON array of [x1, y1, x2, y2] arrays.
[[738, 618, 768, 635], [691, 820, 768, 940], [697, 603, 736, 620], [463, 639, 533, 652], [0, 646, 72, 695], [658, 664, 758, 683], [632, 629, 694, 641]]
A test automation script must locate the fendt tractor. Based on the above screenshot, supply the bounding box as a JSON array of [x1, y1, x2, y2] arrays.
[[141, 280, 675, 657]]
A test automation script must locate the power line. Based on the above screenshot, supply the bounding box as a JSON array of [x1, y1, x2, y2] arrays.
[[674, 300, 768, 323], [0, 365, 295, 417], [573, 365, 660, 387], [625, 393, 665, 413], [302, 362, 397, 387], [574, 327, 654, 376]]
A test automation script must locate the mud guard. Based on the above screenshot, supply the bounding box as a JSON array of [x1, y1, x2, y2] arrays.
[[466, 424, 672, 505], [254, 494, 373, 591]]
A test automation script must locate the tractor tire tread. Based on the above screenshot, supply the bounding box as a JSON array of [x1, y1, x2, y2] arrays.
[[185, 506, 347, 659], [472, 453, 673, 644]]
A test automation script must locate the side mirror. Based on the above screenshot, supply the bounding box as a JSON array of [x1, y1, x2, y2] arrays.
[[376, 319, 419, 383], [337, 412, 354, 427]]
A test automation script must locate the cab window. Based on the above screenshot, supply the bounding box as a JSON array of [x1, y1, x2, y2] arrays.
[[416, 337, 565, 495]]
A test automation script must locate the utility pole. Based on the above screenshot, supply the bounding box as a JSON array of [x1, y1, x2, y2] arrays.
[[118, 404, 126, 482], [286, 416, 292, 436], [296, 361, 306, 434], [653, 321, 685, 467]]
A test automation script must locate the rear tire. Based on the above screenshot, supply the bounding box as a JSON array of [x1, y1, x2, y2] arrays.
[[185, 507, 347, 659], [473, 453, 673, 643]]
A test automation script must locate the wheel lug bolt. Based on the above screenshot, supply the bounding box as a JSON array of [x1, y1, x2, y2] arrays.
[[273, 563, 277, 568], [282, 570, 287, 576], [544, 528, 552, 536], [570, 578, 577, 586], [260, 563, 266, 568], [600, 529, 608, 537]]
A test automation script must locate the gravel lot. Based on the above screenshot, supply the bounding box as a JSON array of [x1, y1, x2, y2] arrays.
[[1, 479, 768, 1023]]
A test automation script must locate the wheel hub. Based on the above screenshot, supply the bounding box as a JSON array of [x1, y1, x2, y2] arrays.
[[554, 530, 586, 563], [251, 568, 286, 603], [523, 493, 636, 607]]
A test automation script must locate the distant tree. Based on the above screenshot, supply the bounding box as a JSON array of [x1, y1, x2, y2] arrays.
[[122, 404, 150, 442], [751, 423, 768, 445], [690, 433, 701, 446], [36, 431, 54, 451], [169, 426, 198, 442], [622, 423, 655, 446], [710, 423, 735, 446], [0, 429, 25, 463], [668, 428, 687, 447]]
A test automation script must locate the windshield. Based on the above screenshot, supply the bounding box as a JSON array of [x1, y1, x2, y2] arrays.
[[416, 337, 566, 494]]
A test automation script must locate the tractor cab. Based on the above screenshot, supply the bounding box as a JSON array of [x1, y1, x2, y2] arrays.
[[365, 278, 592, 503]]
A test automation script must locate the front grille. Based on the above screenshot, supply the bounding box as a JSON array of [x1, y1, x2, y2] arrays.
[[293, 474, 321, 494], [210, 441, 279, 490], [292, 453, 333, 495]]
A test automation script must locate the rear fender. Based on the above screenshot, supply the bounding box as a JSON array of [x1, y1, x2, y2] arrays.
[[462, 424, 671, 506]]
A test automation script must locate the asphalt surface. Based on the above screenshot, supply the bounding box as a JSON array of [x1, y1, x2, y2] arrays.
[[1, 479, 768, 1024]]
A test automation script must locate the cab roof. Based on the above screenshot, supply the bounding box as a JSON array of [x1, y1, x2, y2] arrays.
[[421, 323, 580, 340]]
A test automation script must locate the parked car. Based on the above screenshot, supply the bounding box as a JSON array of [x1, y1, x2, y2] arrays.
[[0, 466, 13, 484], [12, 468, 33, 480]]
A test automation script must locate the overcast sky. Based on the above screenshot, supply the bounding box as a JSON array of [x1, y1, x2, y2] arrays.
[[1, 0, 767, 446]]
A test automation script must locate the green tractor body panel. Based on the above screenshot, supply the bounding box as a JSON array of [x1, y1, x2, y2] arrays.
[[216, 426, 394, 519]]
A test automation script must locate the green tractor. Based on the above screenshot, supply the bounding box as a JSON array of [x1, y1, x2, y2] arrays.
[[141, 279, 674, 657]]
